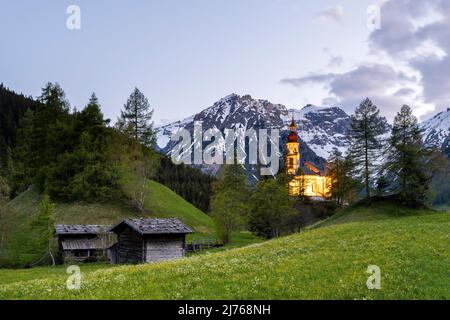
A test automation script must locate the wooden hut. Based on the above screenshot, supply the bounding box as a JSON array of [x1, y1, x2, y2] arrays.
[[55, 225, 117, 263], [110, 218, 193, 264]]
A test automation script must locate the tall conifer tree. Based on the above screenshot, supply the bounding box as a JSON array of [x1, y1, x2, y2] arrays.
[[348, 98, 388, 198], [120, 88, 155, 147], [386, 105, 429, 205]]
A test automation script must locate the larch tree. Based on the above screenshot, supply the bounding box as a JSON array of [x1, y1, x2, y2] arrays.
[[348, 98, 388, 198], [120, 87, 155, 147], [118, 88, 158, 211]]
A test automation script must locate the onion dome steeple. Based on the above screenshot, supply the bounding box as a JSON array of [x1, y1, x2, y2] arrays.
[[287, 116, 298, 143], [289, 116, 297, 132]]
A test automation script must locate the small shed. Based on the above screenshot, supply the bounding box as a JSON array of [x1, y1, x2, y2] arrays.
[[55, 225, 117, 263], [110, 218, 193, 264]]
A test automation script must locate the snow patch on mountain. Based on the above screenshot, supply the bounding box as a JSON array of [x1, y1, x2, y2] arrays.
[[284, 105, 351, 159], [420, 108, 450, 148], [155, 95, 352, 165], [156, 115, 194, 149]]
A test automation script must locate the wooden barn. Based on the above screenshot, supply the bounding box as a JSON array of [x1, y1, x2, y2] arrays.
[[55, 225, 117, 263], [110, 218, 193, 264]]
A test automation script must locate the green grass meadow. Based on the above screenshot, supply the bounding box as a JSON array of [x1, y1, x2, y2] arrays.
[[0, 203, 448, 299]]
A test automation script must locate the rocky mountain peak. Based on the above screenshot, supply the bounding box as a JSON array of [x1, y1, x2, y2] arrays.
[[420, 108, 450, 148]]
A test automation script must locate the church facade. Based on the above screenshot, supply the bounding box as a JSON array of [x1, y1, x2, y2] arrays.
[[285, 118, 331, 198]]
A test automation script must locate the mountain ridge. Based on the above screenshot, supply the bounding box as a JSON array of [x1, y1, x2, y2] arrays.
[[156, 94, 450, 165]]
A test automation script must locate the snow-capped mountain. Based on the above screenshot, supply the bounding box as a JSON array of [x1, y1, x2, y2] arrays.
[[156, 94, 450, 176], [156, 94, 288, 151], [420, 108, 450, 151], [155, 94, 352, 173], [287, 105, 350, 159]]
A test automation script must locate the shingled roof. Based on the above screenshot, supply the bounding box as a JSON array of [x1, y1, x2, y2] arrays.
[[55, 225, 112, 235], [110, 218, 193, 235], [60, 239, 107, 250]]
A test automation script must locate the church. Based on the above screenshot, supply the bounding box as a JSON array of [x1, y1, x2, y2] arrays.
[[285, 118, 331, 198]]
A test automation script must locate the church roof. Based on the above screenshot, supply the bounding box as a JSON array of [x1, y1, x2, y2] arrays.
[[301, 162, 325, 176]]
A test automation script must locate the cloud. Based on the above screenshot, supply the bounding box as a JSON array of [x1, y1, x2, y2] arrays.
[[282, 64, 419, 119], [313, 5, 344, 25], [369, 0, 450, 117], [322, 48, 344, 67], [321, 97, 339, 107], [394, 88, 416, 97], [327, 55, 344, 67], [283, 0, 450, 120]]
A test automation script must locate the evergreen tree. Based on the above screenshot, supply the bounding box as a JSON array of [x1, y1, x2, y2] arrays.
[[11, 88, 121, 201], [31, 83, 71, 190], [75, 95, 117, 199], [9, 109, 35, 196], [0, 84, 40, 175], [210, 164, 248, 244], [348, 98, 388, 198], [120, 88, 155, 147], [63, 93, 119, 200], [386, 105, 429, 205]]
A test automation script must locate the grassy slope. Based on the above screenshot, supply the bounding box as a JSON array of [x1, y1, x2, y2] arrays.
[[1, 203, 448, 299], [8, 180, 215, 233], [0, 263, 117, 286], [0, 179, 217, 266]]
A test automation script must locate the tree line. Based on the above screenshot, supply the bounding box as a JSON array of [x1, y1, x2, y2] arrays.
[[327, 99, 450, 207]]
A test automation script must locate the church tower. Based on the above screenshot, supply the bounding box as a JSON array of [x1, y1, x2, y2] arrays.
[[286, 117, 300, 175]]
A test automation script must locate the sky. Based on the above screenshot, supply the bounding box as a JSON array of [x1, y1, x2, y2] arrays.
[[1, 0, 449, 125]]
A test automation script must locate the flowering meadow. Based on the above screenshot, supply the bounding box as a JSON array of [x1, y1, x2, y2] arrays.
[[0, 204, 449, 300]]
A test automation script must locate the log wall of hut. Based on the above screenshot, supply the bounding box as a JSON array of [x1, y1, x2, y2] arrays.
[[117, 227, 144, 264]]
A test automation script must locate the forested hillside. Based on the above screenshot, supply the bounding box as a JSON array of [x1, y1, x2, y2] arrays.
[[0, 85, 41, 174], [0, 83, 213, 211], [154, 156, 215, 212]]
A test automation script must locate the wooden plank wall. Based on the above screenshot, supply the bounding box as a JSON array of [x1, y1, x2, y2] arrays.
[[144, 235, 184, 263]]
